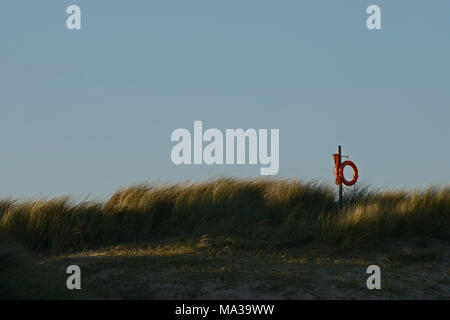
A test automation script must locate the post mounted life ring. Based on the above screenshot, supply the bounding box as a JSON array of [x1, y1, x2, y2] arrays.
[[338, 161, 358, 186]]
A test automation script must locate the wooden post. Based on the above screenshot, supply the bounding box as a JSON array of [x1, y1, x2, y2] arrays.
[[338, 145, 343, 210]]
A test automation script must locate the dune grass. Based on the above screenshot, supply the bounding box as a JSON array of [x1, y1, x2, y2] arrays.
[[1, 178, 449, 255]]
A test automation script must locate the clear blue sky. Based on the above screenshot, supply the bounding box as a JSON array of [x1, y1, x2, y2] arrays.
[[1, 0, 449, 199]]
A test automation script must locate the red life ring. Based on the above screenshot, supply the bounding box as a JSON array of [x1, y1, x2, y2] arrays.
[[338, 161, 358, 186]]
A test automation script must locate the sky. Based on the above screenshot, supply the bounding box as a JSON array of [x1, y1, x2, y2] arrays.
[[1, 0, 449, 199]]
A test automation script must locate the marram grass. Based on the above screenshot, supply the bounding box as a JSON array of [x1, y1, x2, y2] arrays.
[[0, 178, 449, 254]]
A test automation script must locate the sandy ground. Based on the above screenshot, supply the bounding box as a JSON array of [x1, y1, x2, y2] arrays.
[[42, 240, 450, 299]]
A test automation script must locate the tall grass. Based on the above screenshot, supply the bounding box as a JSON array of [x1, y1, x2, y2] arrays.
[[1, 178, 449, 253], [321, 187, 450, 248]]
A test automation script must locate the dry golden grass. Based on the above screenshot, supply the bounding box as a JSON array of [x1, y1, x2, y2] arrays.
[[0, 178, 449, 254]]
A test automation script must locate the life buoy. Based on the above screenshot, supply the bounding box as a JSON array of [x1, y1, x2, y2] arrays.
[[338, 161, 358, 186]]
